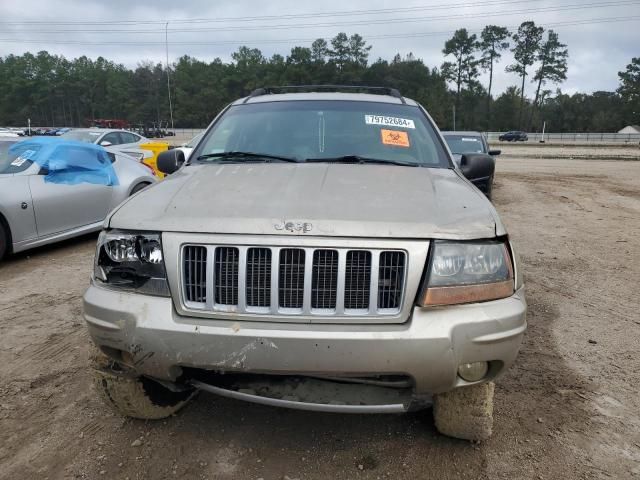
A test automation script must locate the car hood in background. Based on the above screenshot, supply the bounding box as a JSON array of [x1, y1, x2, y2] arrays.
[[108, 163, 502, 239]]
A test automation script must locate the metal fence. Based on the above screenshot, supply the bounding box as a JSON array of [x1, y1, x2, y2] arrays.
[[486, 132, 640, 144]]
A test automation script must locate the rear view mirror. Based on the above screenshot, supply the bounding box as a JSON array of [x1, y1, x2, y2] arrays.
[[460, 153, 495, 182], [488, 149, 501, 156], [157, 149, 185, 175], [100, 141, 112, 147]]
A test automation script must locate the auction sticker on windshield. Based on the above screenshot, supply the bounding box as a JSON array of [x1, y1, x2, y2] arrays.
[[11, 149, 37, 167], [381, 129, 410, 148], [365, 115, 415, 129]]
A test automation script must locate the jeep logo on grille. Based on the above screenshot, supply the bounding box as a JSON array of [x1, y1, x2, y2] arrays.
[[274, 221, 313, 233]]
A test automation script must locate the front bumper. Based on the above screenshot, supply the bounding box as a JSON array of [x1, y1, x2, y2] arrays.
[[83, 284, 526, 396]]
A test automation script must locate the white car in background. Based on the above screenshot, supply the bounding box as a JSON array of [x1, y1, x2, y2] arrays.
[[62, 128, 148, 149], [0, 130, 20, 138], [61, 129, 150, 160], [173, 132, 204, 160]]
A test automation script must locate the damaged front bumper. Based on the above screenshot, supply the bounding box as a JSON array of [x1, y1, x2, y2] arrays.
[[84, 283, 526, 405]]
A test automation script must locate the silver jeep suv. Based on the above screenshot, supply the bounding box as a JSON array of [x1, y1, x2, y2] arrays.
[[84, 86, 526, 441]]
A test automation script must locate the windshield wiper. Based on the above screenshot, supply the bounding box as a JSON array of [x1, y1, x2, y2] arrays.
[[196, 151, 299, 163], [304, 155, 420, 167]]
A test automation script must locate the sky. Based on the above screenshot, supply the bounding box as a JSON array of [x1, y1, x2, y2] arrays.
[[1, 0, 639, 97]]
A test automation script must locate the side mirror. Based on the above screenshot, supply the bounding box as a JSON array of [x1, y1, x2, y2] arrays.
[[460, 153, 495, 181], [157, 149, 185, 175], [100, 140, 112, 147], [488, 149, 501, 156]]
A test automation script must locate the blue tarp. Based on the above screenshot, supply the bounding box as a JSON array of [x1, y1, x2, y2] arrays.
[[8, 137, 119, 186]]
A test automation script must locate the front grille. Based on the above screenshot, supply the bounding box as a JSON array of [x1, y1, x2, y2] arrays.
[[378, 251, 406, 309], [181, 245, 406, 318], [184, 246, 207, 303], [311, 250, 338, 309], [344, 251, 371, 309], [214, 247, 239, 305], [279, 249, 305, 308], [246, 248, 271, 308]]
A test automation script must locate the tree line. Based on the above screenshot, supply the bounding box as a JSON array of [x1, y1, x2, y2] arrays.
[[0, 27, 637, 132]]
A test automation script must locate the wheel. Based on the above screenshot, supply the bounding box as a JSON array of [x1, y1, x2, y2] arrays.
[[130, 182, 150, 196], [433, 382, 494, 441], [0, 222, 7, 261], [89, 346, 196, 420]]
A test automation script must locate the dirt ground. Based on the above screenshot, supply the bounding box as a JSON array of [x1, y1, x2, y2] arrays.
[[1, 154, 639, 479]]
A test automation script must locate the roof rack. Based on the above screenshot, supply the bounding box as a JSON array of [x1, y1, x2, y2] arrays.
[[243, 85, 406, 104]]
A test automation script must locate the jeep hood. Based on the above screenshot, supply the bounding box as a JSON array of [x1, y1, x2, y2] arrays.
[[108, 163, 503, 239]]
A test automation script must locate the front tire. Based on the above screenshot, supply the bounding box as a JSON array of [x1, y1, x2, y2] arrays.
[[433, 382, 495, 441], [89, 347, 196, 420]]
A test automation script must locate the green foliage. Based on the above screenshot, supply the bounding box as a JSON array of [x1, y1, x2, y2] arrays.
[[617, 57, 640, 124], [506, 21, 545, 127], [441, 28, 479, 116], [311, 39, 329, 63], [479, 25, 510, 124], [479, 25, 511, 74], [529, 30, 569, 129]]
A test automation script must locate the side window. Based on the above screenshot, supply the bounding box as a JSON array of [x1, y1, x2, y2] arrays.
[[102, 133, 122, 145], [120, 132, 137, 144]]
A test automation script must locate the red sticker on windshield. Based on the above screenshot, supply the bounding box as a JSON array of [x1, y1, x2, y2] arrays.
[[381, 129, 410, 148]]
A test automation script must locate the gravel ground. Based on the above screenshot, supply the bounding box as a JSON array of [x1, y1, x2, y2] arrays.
[[0, 155, 639, 479]]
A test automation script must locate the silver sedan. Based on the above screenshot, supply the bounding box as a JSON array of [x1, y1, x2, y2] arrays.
[[0, 137, 157, 260], [61, 128, 152, 162], [61, 128, 148, 149]]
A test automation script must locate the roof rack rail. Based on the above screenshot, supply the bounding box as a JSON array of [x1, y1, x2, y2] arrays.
[[243, 85, 406, 104]]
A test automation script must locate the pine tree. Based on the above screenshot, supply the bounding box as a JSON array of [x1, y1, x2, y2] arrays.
[[529, 30, 568, 129], [479, 25, 510, 124], [506, 21, 544, 128], [441, 29, 479, 121]]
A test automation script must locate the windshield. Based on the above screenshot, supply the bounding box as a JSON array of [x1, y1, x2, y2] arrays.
[[443, 135, 486, 155], [194, 101, 449, 167], [0, 140, 39, 174], [61, 130, 102, 143]]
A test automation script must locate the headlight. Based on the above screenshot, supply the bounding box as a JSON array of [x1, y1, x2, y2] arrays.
[[93, 230, 170, 296], [418, 240, 514, 306]]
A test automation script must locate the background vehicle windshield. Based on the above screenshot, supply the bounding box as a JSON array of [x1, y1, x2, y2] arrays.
[[0, 140, 38, 174], [195, 101, 450, 167], [62, 130, 102, 143], [443, 135, 486, 155]]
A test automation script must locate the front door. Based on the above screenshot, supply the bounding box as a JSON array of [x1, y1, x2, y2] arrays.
[[28, 145, 115, 237]]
